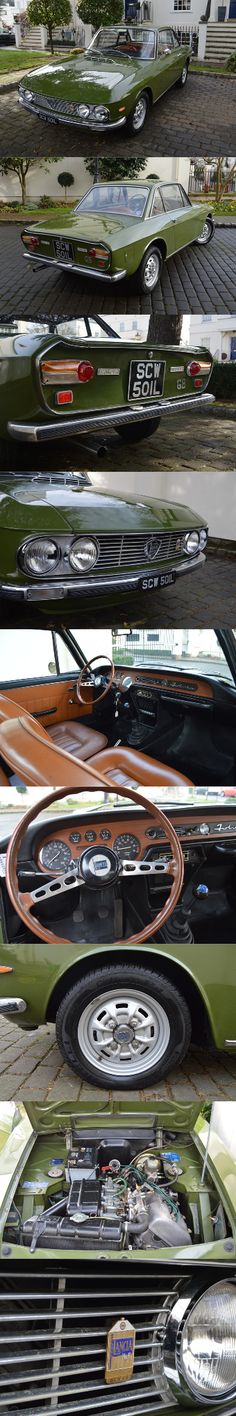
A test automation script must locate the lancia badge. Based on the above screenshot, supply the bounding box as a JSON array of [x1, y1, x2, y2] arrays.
[[105, 1316, 136, 1384]]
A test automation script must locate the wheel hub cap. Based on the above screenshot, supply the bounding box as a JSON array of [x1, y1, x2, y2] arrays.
[[77, 988, 170, 1079]]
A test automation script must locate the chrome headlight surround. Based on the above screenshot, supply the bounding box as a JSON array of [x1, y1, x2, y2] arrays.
[[163, 1279, 236, 1408], [93, 104, 110, 121], [69, 536, 99, 573], [21, 87, 33, 101], [18, 537, 60, 577]]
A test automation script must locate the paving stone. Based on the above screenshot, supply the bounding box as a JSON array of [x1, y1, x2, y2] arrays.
[[0, 73, 235, 158]]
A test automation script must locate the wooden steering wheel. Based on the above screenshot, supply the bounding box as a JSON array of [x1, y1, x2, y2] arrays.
[[76, 656, 115, 705], [6, 783, 184, 950]]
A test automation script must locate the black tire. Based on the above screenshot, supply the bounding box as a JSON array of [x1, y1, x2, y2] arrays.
[[55, 964, 192, 1089], [176, 60, 189, 88], [126, 90, 150, 136], [195, 216, 214, 247], [116, 416, 160, 444], [137, 245, 163, 295]]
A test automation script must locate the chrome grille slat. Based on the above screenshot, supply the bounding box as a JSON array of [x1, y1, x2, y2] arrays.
[[0, 1269, 180, 1415], [93, 533, 188, 572]]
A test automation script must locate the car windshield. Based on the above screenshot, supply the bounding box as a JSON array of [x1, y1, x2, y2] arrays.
[[75, 185, 149, 219], [88, 26, 156, 60]]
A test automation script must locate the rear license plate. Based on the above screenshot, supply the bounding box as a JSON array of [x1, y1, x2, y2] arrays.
[[140, 571, 176, 590], [54, 238, 73, 262], [128, 359, 165, 401]]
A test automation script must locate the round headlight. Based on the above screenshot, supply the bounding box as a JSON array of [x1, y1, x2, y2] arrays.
[[181, 1282, 236, 1401], [77, 103, 90, 117], [184, 530, 200, 556], [69, 537, 98, 573], [199, 527, 208, 549], [21, 538, 59, 576], [22, 89, 33, 101], [94, 105, 109, 120]]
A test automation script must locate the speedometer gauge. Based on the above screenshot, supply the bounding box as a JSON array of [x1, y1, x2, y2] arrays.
[[39, 840, 73, 873], [114, 833, 140, 859]]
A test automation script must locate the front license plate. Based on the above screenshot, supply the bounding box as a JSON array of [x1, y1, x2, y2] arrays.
[[42, 114, 56, 124], [140, 571, 176, 590], [128, 359, 165, 402], [54, 238, 73, 262]]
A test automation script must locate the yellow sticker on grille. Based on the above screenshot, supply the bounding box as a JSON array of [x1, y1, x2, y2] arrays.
[[105, 1317, 136, 1385]]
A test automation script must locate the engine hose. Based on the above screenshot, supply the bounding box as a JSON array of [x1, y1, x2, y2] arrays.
[[126, 1216, 148, 1237], [127, 1165, 179, 1219]]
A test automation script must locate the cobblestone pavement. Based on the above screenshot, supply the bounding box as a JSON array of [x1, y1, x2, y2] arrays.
[[1, 553, 236, 630], [0, 73, 235, 158], [5, 406, 235, 476], [0, 1017, 236, 1102], [0, 225, 236, 317]]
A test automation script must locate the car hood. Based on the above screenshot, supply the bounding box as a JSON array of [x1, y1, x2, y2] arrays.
[[22, 51, 139, 99], [0, 477, 203, 534]]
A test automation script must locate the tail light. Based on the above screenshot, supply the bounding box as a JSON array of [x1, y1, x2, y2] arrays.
[[41, 359, 95, 385], [21, 233, 39, 251], [56, 390, 73, 406], [87, 244, 110, 268], [187, 357, 212, 390]]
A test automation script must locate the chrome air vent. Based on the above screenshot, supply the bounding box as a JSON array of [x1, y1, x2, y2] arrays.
[[0, 1268, 182, 1414]]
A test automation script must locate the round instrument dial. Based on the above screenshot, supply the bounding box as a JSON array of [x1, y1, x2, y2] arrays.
[[114, 833, 140, 859], [39, 839, 73, 874]]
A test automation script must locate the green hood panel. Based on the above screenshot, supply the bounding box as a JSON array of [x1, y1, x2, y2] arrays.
[[0, 478, 204, 534], [25, 1099, 203, 1132], [23, 51, 138, 100]]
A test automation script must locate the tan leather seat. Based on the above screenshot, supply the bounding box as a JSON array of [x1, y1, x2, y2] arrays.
[[0, 712, 193, 789], [48, 720, 107, 759]]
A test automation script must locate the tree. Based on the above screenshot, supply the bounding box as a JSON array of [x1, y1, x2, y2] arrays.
[[78, 0, 123, 31], [27, 0, 72, 53], [213, 157, 236, 202], [85, 157, 148, 185], [0, 156, 53, 205], [57, 171, 74, 201], [0, 157, 39, 205]]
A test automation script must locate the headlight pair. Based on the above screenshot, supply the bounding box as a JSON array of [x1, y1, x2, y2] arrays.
[[19, 537, 98, 577]]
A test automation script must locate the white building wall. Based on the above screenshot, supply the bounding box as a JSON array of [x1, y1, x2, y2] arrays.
[[0, 156, 190, 203], [93, 469, 236, 542], [186, 314, 236, 359], [150, 0, 205, 26]]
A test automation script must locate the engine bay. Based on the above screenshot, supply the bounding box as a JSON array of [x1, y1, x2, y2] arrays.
[[4, 1123, 230, 1256]]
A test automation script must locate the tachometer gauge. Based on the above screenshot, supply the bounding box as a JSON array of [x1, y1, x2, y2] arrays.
[[114, 833, 140, 859], [39, 840, 73, 873]]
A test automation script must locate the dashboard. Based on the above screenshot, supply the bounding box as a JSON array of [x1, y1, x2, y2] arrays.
[[114, 668, 215, 705], [35, 810, 236, 876]]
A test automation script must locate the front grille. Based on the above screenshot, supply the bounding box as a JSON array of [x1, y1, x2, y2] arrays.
[[0, 1267, 181, 1414], [27, 91, 91, 118], [93, 531, 190, 571]]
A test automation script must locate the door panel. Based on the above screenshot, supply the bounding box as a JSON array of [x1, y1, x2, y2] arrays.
[[0, 677, 94, 725]]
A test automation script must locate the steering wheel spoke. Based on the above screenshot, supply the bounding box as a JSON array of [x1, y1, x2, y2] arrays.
[[120, 857, 173, 878], [20, 867, 81, 911]]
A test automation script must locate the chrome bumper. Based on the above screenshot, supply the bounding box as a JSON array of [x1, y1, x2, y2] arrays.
[[19, 93, 126, 130], [8, 393, 215, 444], [1, 554, 206, 602], [0, 997, 27, 1014], [23, 251, 126, 282]]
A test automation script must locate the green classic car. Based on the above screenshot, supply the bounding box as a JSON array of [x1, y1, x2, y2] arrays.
[[0, 788, 236, 1086], [21, 180, 214, 294], [0, 1100, 236, 1265], [18, 24, 192, 136], [0, 471, 208, 608], [0, 317, 214, 460]]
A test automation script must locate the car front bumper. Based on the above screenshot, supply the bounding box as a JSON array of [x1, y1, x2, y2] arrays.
[[8, 392, 215, 444], [19, 92, 127, 130], [0, 998, 27, 1014], [1, 554, 206, 601], [23, 251, 126, 281]]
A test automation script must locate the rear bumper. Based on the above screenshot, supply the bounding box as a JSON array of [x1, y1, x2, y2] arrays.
[[19, 92, 126, 131], [8, 392, 215, 445], [1, 554, 206, 602], [23, 251, 126, 282]]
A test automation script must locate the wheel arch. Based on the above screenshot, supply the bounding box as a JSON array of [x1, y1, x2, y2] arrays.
[[46, 946, 214, 1047], [139, 236, 167, 266]]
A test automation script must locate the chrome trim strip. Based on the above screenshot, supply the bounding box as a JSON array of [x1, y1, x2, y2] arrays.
[[1, 553, 206, 600], [0, 998, 27, 1013], [8, 393, 215, 443], [23, 251, 126, 281]]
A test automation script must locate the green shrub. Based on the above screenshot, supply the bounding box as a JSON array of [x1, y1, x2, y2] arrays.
[[210, 359, 236, 399], [227, 52, 236, 70], [39, 193, 55, 207]]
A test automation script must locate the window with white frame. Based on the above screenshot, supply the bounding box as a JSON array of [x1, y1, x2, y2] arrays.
[[174, 1, 191, 10]]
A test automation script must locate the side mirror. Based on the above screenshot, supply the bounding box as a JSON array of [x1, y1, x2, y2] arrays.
[[48, 661, 56, 675]]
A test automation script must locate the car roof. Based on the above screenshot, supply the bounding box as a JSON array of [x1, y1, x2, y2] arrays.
[[91, 179, 181, 190], [98, 23, 172, 32]]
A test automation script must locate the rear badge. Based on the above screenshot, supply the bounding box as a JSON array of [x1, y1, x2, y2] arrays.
[[105, 1317, 136, 1384], [97, 368, 120, 376], [170, 365, 184, 373]]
